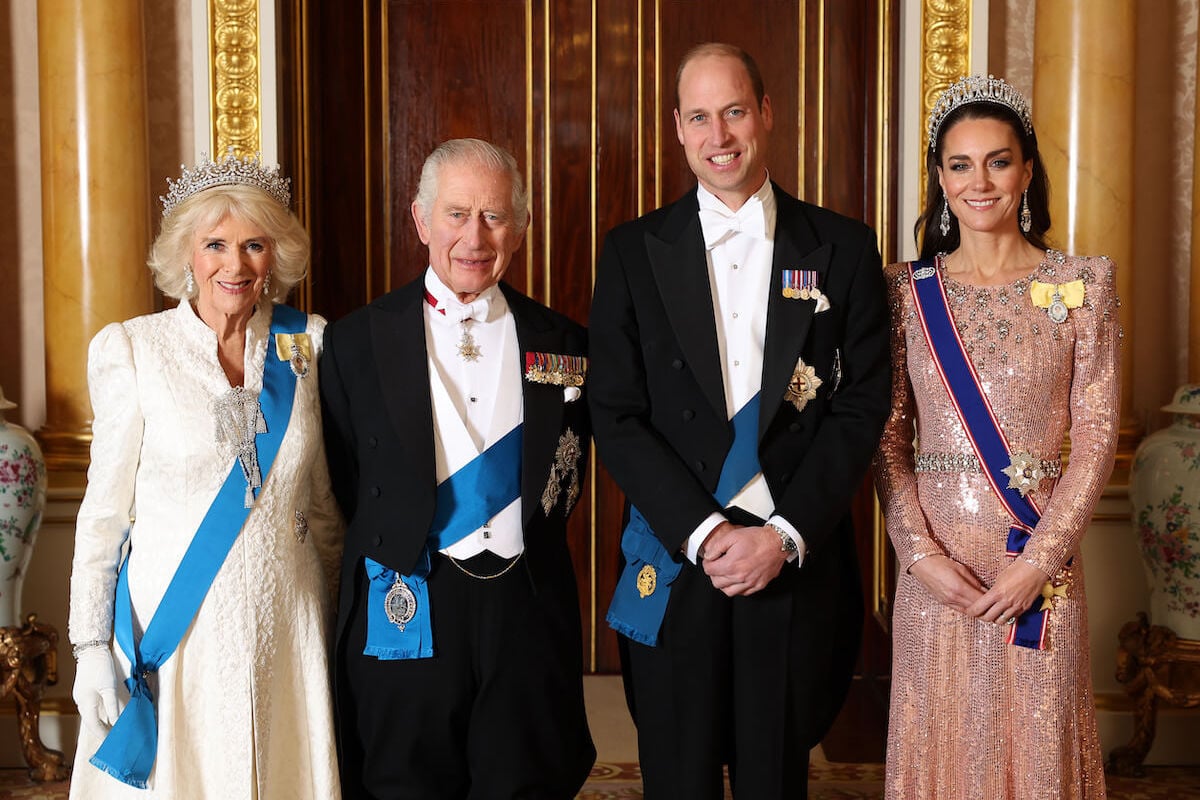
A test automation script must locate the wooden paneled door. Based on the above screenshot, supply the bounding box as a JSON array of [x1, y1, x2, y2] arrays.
[[280, 0, 899, 760]]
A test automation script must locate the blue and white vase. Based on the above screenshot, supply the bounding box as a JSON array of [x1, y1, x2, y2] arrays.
[[0, 385, 46, 628], [1131, 384, 1200, 641]]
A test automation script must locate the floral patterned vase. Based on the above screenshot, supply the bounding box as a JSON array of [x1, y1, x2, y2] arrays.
[[1132, 384, 1200, 640], [0, 386, 46, 628]]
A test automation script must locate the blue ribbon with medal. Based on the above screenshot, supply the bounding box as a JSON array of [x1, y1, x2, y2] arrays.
[[908, 260, 1062, 650], [362, 424, 523, 660], [89, 304, 307, 788], [606, 393, 762, 646]]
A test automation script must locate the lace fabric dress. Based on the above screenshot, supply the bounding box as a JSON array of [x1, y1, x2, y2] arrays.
[[875, 251, 1119, 799], [68, 300, 343, 799]]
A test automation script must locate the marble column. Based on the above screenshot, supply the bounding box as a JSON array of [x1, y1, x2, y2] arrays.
[[36, 0, 154, 473], [1032, 0, 1140, 476]]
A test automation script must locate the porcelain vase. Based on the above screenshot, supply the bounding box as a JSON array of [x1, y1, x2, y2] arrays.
[[0, 393, 46, 629], [1131, 384, 1200, 640]]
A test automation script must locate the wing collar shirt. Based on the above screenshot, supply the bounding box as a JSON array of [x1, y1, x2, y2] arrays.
[[685, 177, 805, 565], [422, 268, 525, 559]]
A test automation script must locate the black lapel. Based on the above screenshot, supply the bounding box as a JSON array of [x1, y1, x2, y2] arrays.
[[502, 284, 565, 527], [369, 282, 436, 489], [645, 192, 727, 417], [759, 187, 830, 440]]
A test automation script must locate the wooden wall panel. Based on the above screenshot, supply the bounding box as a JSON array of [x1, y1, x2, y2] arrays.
[[289, 0, 897, 752], [385, 1, 533, 295]]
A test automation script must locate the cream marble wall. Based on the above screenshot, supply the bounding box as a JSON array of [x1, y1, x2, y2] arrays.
[[1, 1, 45, 433], [0, 0, 192, 767]]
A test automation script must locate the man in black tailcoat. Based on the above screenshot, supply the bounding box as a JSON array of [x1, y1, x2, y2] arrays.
[[321, 138, 595, 799], [589, 43, 890, 800]]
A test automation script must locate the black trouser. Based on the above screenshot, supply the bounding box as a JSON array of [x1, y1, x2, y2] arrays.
[[339, 552, 595, 800]]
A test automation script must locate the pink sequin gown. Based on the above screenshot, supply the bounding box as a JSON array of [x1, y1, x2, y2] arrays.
[[875, 251, 1119, 799]]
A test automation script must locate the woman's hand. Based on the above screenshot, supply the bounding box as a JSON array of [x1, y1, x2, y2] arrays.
[[72, 647, 124, 738], [965, 559, 1049, 625], [908, 554, 987, 613]]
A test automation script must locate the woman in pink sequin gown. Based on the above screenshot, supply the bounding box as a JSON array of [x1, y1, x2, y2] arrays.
[[874, 77, 1119, 799]]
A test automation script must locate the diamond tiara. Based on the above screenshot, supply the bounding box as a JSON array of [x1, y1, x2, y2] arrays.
[[927, 74, 1033, 150], [160, 150, 292, 218]]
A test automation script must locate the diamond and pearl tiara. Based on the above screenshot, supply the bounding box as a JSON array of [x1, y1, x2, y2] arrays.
[[927, 74, 1033, 150], [159, 150, 291, 218]]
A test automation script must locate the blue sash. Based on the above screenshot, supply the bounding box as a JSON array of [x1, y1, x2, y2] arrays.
[[363, 424, 523, 660], [908, 261, 1052, 650], [606, 394, 762, 646], [90, 304, 306, 788]]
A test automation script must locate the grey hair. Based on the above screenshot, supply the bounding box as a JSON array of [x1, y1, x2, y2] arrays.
[[147, 184, 310, 302], [413, 138, 529, 229]]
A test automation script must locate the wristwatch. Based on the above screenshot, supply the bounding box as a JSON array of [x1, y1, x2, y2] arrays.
[[766, 522, 797, 556]]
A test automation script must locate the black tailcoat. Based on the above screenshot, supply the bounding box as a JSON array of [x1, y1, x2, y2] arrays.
[[320, 279, 594, 798], [588, 183, 890, 795]]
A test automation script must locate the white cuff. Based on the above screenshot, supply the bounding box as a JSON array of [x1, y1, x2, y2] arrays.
[[685, 512, 727, 564]]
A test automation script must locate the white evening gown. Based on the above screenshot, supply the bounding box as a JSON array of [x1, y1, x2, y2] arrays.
[[68, 300, 343, 799]]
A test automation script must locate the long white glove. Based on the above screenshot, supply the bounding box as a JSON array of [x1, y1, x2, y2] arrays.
[[72, 647, 124, 738]]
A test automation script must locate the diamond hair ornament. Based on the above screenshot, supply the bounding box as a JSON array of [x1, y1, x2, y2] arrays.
[[160, 150, 292, 218], [927, 75, 1033, 150]]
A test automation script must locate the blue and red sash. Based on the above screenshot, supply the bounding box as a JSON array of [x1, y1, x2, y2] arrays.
[[606, 394, 762, 646], [91, 304, 307, 788], [908, 260, 1051, 650]]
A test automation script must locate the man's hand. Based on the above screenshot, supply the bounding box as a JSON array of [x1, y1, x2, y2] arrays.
[[701, 524, 787, 597], [908, 554, 986, 613]]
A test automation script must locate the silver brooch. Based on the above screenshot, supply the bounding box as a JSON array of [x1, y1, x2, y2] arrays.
[[1047, 291, 1069, 324], [541, 429, 582, 516], [384, 574, 417, 631], [293, 510, 309, 543], [213, 386, 267, 508], [1002, 451, 1044, 497]]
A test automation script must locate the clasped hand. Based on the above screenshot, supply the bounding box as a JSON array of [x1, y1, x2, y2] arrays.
[[909, 554, 1048, 624], [700, 521, 787, 597]]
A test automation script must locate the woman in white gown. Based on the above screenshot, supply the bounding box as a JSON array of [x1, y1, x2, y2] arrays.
[[67, 153, 343, 799]]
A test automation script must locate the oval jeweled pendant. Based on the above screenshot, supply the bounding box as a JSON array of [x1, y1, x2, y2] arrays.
[[384, 575, 417, 631], [1047, 293, 1069, 324]]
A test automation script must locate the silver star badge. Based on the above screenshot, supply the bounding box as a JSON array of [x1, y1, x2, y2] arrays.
[[1002, 451, 1044, 497]]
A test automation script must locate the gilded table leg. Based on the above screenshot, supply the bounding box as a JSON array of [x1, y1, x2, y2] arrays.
[[0, 615, 70, 782]]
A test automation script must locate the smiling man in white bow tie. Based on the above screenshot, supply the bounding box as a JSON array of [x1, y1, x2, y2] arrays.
[[589, 43, 891, 800], [320, 138, 595, 799]]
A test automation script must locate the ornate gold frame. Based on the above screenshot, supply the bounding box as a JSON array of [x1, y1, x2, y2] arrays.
[[208, 0, 263, 157], [918, 0, 971, 197]]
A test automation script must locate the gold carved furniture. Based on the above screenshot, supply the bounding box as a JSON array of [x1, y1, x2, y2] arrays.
[[1107, 612, 1200, 777], [0, 615, 69, 781]]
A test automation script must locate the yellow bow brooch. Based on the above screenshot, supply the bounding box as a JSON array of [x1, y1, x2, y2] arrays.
[[1029, 280, 1084, 324], [275, 333, 313, 378]]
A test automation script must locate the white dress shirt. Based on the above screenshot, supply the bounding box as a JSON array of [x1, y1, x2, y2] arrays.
[[423, 268, 525, 559], [683, 178, 806, 565]]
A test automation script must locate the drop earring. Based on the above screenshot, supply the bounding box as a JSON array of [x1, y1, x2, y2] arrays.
[[1020, 189, 1032, 233], [185, 265, 195, 296], [939, 199, 951, 237], [262, 272, 272, 298]]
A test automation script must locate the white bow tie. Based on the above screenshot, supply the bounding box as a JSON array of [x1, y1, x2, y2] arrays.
[[429, 293, 490, 325], [699, 198, 766, 249], [450, 296, 489, 324]]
